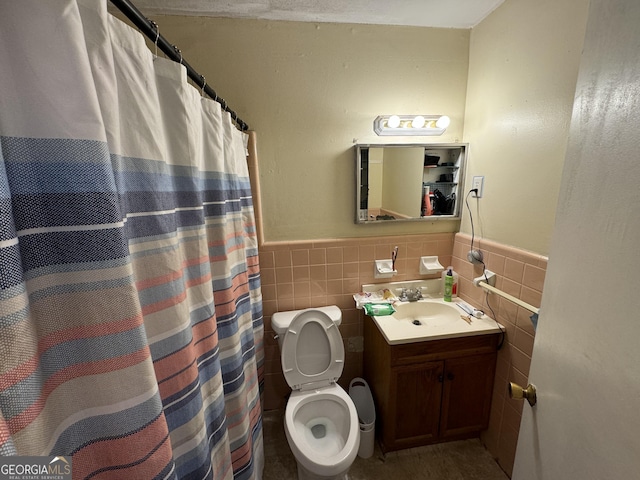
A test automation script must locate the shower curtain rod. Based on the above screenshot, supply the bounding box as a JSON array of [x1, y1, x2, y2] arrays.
[[109, 0, 249, 131]]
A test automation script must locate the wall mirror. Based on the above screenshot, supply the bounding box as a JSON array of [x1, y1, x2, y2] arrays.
[[355, 143, 467, 224]]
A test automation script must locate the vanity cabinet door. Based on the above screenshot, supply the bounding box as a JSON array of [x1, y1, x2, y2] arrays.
[[363, 314, 499, 453], [439, 353, 497, 439], [388, 361, 443, 449]]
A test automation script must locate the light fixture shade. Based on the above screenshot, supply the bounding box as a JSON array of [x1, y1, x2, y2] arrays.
[[436, 115, 451, 129], [411, 115, 426, 129], [387, 115, 401, 128], [373, 115, 450, 136]]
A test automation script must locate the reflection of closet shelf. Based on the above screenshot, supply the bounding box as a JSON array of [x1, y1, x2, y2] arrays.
[[425, 182, 457, 187], [424, 165, 459, 169]]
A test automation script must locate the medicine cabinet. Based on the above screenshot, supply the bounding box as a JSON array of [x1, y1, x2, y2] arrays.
[[355, 143, 467, 224]]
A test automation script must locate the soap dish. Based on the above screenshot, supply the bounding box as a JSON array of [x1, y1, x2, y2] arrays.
[[419, 256, 444, 275], [374, 259, 397, 279]]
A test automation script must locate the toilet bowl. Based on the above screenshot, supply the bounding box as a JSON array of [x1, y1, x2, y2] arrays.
[[272, 306, 360, 480]]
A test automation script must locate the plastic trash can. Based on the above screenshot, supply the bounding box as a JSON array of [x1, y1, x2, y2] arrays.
[[349, 377, 376, 458]]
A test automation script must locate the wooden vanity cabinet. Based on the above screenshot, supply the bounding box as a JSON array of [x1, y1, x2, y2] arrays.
[[363, 315, 499, 453]]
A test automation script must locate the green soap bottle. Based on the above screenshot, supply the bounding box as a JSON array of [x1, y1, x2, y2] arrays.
[[444, 268, 453, 302]]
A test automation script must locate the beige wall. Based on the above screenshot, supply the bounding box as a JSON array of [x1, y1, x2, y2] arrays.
[[462, 0, 589, 255], [457, 1, 588, 473], [144, 16, 469, 242], [146, 2, 587, 254], [381, 147, 423, 218]]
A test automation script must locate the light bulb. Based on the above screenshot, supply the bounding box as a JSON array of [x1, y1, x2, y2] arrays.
[[387, 115, 401, 128], [436, 115, 451, 129], [411, 116, 425, 129]]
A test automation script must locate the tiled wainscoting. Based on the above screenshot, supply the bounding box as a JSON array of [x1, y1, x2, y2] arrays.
[[452, 233, 547, 476], [259, 232, 455, 409], [258, 232, 547, 478]]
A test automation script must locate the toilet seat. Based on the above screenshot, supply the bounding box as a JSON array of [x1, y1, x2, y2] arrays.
[[281, 309, 345, 392]]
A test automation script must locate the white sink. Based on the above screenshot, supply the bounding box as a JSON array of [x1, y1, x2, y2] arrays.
[[391, 301, 461, 327], [360, 280, 503, 344], [371, 298, 502, 344]]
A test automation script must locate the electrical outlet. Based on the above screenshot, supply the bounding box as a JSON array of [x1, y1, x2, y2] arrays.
[[472, 176, 485, 198]]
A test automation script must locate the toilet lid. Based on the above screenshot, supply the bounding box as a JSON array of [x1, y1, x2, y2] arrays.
[[281, 309, 344, 391]]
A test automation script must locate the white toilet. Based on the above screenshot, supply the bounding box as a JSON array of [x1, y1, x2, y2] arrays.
[[272, 306, 360, 480]]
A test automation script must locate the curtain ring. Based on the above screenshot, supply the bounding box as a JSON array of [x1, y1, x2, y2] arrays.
[[150, 21, 160, 58], [173, 45, 182, 65], [200, 75, 206, 95]]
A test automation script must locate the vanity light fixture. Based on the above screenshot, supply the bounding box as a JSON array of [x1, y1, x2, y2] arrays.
[[373, 115, 450, 136]]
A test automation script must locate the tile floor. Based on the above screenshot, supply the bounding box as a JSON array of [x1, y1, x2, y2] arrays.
[[262, 410, 510, 480]]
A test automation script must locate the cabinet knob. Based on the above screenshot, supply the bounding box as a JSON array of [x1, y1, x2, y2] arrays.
[[446, 372, 455, 381], [509, 382, 537, 406], [438, 374, 444, 383]]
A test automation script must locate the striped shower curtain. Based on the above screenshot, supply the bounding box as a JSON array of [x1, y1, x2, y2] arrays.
[[0, 1, 264, 479]]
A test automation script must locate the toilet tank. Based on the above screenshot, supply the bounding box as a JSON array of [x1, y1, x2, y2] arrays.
[[272, 305, 342, 348]]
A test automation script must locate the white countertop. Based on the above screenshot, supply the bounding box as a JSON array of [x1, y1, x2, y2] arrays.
[[369, 297, 503, 345], [360, 279, 504, 345]]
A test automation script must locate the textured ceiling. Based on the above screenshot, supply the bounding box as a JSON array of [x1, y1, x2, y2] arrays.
[[132, 0, 506, 28]]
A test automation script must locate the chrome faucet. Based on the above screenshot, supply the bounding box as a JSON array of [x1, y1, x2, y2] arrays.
[[399, 287, 423, 302]]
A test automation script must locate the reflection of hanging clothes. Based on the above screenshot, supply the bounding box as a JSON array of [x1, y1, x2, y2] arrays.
[[432, 189, 456, 215]]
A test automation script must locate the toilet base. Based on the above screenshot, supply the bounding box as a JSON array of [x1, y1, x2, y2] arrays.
[[296, 460, 350, 480]]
